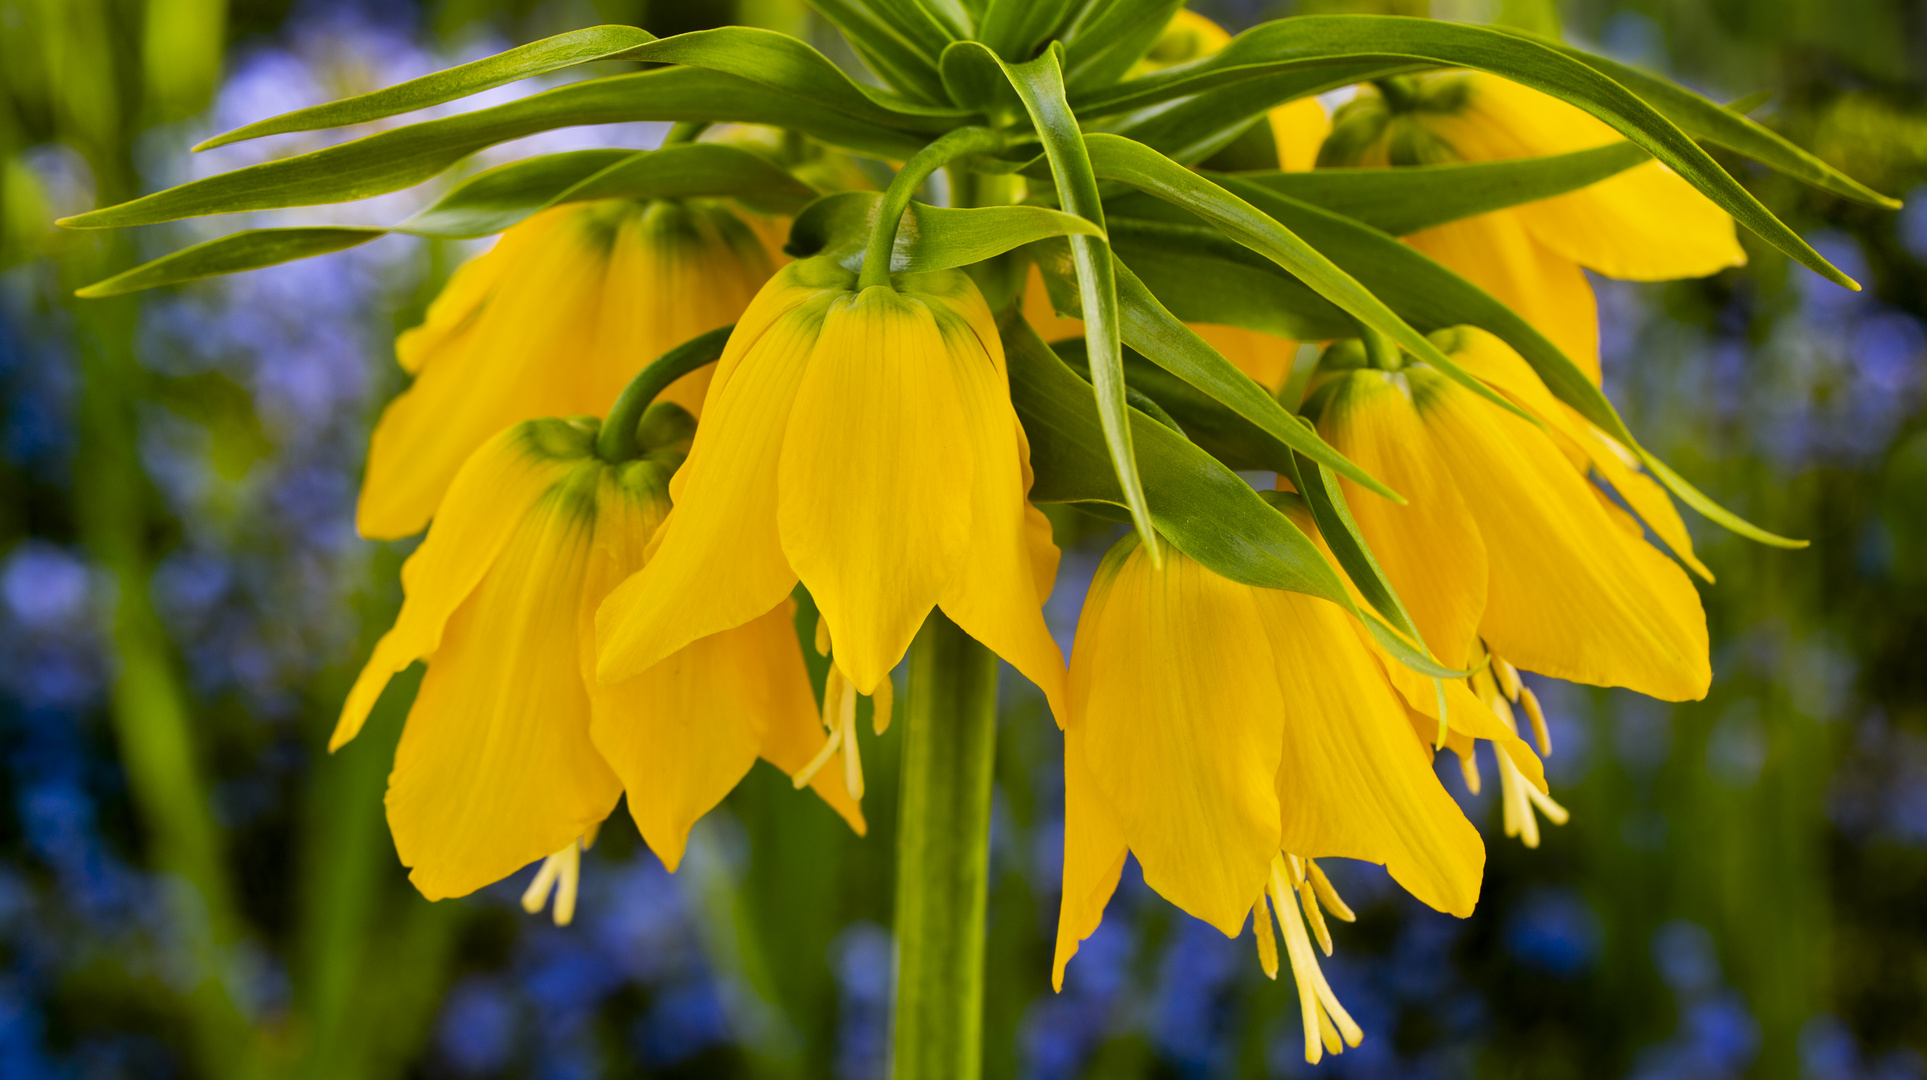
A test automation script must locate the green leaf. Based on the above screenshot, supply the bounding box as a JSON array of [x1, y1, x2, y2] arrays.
[[1029, 240, 1397, 500], [987, 44, 1159, 559], [1280, 452, 1432, 662], [77, 144, 820, 296], [786, 191, 1103, 273], [1103, 62, 1417, 165], [75, 228, 386, 297], [976, 0, 1079, 61], [60, 67, 927, 230], [1212, 174, 1806, 548], [622, 26, 970, 128], [1487, 26, 1900, 209], [540, 142, 819, 214], [1100, 221, 1352, 339], [397, 148, 637, 237], [1000, 310, 1458, 677], [193, 26, 660, 151], [1060, 0, 1186, 90], [1073, 15, 1863, 287], [1219, 141, 1651, 236], [1084, 133, 1533, 423], [809, 0, 951, 103]]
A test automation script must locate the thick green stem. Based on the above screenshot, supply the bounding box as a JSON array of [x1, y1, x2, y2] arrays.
[[595, 324, 734, 461], [856, 126, 1006, 291], [893, 611, 1000, 1080]]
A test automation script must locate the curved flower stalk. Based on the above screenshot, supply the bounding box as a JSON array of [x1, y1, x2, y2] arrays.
[[594, 256, 1067, 753], [334, 409, 862, 905], [1320, 73, 1746, 378], [1053, 532, 1484, 1062], [1309, 326, 1711, 700], [359, 196, 775, 539]]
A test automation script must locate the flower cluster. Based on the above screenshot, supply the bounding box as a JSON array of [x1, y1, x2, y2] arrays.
[[69, 0, 1892, 1067]]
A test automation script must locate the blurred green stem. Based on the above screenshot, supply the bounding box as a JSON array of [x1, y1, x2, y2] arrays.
[[70, 281, 261, 1079], [893, 610, 999, 1080]]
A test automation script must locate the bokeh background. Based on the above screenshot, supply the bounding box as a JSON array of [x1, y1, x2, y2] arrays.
[[2, 0, 1925, 1076]]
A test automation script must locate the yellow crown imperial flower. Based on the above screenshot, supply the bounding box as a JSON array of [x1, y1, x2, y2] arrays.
[[1320, 73, 1746, 380], [1309, 326, 1712, 703], [358, 197, 777, 540], [1052, 534, 1485, 1062], [595, 257, 1067, 755], [333, 409, 862, 906]]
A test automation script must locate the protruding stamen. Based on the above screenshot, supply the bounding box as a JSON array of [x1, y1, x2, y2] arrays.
[[1252, 896, 1279, 980], [1521, 686, 1552, 757], [1459, 747, 1482, 796], [1268, 855, 1363, 1064], [1306, 860, 1355, 923], [821, 665, 845, 732], [1494, 655, 1522, 702], [520, 839, 584, 926], [814, 614, 832, 658], [872, 676, 893, 736], [791, 722, 843, 789], [839, 676, 863, 801]]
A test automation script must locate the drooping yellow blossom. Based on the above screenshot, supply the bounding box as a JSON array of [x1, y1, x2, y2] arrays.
[[1028, 7, 1328, 395], [1053, 534, 1485, 1061], [358, 198, 776, 540], [1320, 73, 1746, 380], [1310, 327, 1712, 701], [334, 412, 862, 904], [595, 257, 1066, 771]]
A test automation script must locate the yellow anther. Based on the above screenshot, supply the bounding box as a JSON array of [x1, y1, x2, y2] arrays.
[[1521, 685, 1552, 757], [520, 838, 584, 926], [814, 614, 832, 658], [872, 676, 894, 736], [1306, 860, 1355, 923], [1252, 896, 1279, 980]]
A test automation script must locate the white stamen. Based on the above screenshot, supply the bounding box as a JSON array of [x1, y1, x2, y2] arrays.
[[1269, 855, 1362, 1064]]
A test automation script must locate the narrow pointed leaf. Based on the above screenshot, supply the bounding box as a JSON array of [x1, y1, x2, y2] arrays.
[[1084, 133, 1533, 423], [74, 228, 387, 297], [976, 0, 1079, 61], [787, 191, 1103, 273], [395, 148, 638, 237], [60, 68, 925, 229], [194, 26, 660, 150], [1072, 15, 1862, 286], [1218, 141, 1652, 236], [1001, 311, 1461, 677], [988, 44, 1158, 558], [1060, 0, 1185, 90], [1487, 26, 1900, 209], [810, 0, 951, 103], [1212, 174, 1807, 548]]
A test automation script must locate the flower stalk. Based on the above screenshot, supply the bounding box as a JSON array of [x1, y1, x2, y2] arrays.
[[893, 610, 1001, 1080], [857, 126, 1007, 291], [594, 323, 733, 462]]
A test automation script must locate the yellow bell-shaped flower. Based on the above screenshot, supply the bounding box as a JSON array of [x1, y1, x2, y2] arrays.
[[595, 257, 1065, 735], [1320, 73, 1746, 380], [1053, 534, 1486, 1062], [358, 197, 776, 540], [334, 412, 861, 904], [1311, 327, 1712, 700]]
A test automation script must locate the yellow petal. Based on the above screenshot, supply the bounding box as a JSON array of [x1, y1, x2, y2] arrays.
[[1317, 370, 1489, 669], [778, 283, 976, 695], [575, 459, 758, 871], [1053, 722, 1131, 991], [1268, 96, 1331, 172], [1372, 649, 1548, 795], [1413, 369, 1712, 700], [595, 264, 849, 685], [1579, 424, 1714, 582], [360, 201, 771, 540], [1074, 542, 1283, 935], [753, 599, 869, 836], [385, 464, 623, 901], [928, 279, 1069, 717], [1406, 212, 1601, 382], [335, 422, 585, 751], [1255, 589, 1486, 917], [1436, 74, 1745, 282]]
